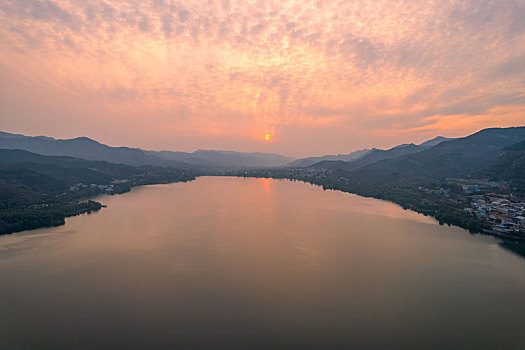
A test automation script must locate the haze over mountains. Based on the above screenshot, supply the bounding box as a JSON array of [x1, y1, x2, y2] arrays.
[[326, 127, 525, 187], [0, 132, 292, 169], [0, 131, 456, 171], [1, 128, 524, 181], [285, 137, 452, 169], [0, 132, 175, 167], [310, 136, 454, 171], [153, 150, 293, 169], [285, 149, 371, 167]]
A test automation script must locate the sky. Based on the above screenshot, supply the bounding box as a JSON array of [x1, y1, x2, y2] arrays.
[[0, 0, 524, 157]]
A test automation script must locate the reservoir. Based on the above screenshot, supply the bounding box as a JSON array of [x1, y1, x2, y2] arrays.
[[0, 177, 524, 349]]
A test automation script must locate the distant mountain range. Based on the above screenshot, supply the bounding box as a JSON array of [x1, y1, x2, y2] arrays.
[[0, 132, 293, 170], [339, 127, 525, 186], [310, 136, 454, 171], [285, 149, 371, 167], [1, 129, 523, 180], [0, 132, 177, 167], [153, 149, 293, 168], [284, 136, 452, 169]]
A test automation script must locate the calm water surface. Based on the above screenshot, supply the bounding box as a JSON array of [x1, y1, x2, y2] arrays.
[[0, 177, 524, 349]]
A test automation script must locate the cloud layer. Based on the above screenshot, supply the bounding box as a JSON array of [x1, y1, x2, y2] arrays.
[[1, 0, 524, 155]]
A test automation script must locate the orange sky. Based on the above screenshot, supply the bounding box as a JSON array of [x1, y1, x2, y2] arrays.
[[0, 0, 524, 156]]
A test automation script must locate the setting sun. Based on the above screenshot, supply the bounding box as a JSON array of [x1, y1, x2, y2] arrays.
[[264, 134, 271, 142]]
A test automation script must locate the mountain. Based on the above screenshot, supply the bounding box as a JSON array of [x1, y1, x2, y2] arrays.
[[0, 132, 294, 169], [313, 143, 422, 171], [0, 131, 179, 167], [0, 149, 193, 188], [285, 149, 370, 168], [479, 140, 525, 192], [0, 149, 195, 235], [418, 136, 452, 148], [155, 149, 294, 168], [345, 127, 525, 185], [310, 136, 453, 171]]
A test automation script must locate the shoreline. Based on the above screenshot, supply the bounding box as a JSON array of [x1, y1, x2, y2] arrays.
[[221, 173, 525, 255], [0, 177, 196, 236], [3, 174, 524, 260]]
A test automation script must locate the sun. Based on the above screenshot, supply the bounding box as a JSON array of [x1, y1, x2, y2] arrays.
[[264, 133, 271, 142]]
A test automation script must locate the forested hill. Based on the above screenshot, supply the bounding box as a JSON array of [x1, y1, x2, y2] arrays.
[[0, 149, 195, 188], [311, 136, 453, 171], [343, 127, 525, 185], [479, 140, 525, 194], [0, 149, 195, 235]]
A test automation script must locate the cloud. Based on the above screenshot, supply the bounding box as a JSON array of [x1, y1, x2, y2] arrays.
[[0, 0, 524, 155], [487, 53, 525, 80]]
